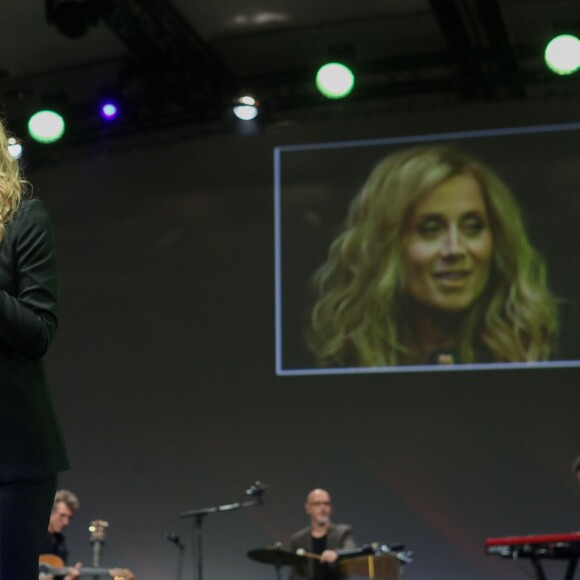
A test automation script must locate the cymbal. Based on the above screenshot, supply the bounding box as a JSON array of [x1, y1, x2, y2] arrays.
[[247, 547, 306, 566]]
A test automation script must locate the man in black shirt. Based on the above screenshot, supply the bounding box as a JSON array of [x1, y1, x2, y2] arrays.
[[289, 489, 356, 580], [40, 489, 81, 580]]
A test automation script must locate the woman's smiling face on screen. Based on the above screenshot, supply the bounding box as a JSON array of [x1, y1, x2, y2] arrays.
[[402, 173, 493, 313]]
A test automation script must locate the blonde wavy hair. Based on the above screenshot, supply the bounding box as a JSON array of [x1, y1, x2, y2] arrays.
[[0, 121, 26, 242], [307, 145, 557, 367]]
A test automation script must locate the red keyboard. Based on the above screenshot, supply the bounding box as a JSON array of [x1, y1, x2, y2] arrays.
[[485, 532, 580, 558]]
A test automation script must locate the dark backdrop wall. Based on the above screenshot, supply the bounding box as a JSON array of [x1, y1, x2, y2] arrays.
[[30, 98, 580, 580]]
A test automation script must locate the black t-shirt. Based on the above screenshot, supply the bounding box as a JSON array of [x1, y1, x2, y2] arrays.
[[40, 532, 69, 580], [311, 535, 333, 580], [40, 532, 68, 562]]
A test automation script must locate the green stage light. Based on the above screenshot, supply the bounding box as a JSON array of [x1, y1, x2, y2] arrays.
[[544, 34, 580, 75], [315, 62, 355, 99], [28, 110, 66, 144]]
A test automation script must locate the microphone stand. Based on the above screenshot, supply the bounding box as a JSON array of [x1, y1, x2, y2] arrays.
[[165, 533, 185, 580], [179, 488, 265, 580]]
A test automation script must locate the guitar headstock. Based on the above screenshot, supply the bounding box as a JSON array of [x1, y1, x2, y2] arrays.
[[89, 519, 109, 543]]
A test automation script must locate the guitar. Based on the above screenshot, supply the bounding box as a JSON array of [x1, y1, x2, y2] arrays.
[[39, 554, 135, 579]]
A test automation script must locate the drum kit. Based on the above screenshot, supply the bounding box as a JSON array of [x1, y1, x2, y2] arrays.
[[247, 543, 412, 580]]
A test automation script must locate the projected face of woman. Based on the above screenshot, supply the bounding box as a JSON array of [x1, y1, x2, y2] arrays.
[[402, 173, 493, 314]]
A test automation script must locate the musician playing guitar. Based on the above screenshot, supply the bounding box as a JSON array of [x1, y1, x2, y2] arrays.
[[38, 554, 134, 579], [40, 489, 81, 580], [39, 490, 135, 580]]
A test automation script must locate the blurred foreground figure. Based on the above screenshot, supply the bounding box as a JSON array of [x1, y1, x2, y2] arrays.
[[0, 119, 69, 579]]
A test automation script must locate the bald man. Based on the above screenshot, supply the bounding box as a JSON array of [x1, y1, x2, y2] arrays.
[[289, 489, 356, 580]]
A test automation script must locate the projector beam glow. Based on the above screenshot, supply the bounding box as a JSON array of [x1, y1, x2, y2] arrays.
[[315, 63, 355, 99], [28, 110, 65, 144]]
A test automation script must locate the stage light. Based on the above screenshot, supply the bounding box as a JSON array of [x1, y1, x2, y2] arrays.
[[233, 96, 259, 120], [27, 110, 66, 144], [544, 34, 580, 75], [315, 62, 355, 99], [99, 100, 120, 121], [7, 137, 23, 160]]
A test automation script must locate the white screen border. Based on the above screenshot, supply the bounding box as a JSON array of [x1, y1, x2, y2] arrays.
[[274, 121, 580, 376]]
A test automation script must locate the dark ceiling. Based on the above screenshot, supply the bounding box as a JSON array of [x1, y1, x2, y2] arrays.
[[2, 0, 580, 156]]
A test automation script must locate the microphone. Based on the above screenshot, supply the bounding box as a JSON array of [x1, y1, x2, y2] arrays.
[[164, 532, 185, 549], [245, 480, 269, 497]]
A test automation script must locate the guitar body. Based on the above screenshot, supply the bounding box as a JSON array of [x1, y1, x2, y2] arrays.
[[39, 554, 66, 580], [39, 553, 135, 579]]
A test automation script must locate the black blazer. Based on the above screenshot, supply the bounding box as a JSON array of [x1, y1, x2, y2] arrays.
[[0, 199, 68, 483], [289, 523, 356, 580]]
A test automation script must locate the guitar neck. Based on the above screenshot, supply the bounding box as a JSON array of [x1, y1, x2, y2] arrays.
[[46, 565, 114, 577]]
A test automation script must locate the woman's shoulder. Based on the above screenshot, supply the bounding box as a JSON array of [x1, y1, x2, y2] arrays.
[[2, 198, 53, 249], [10, 198, 51, 228], [17, 197, 48, 216]]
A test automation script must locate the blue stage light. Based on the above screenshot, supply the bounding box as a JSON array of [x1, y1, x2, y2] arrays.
[[100, 101, 119, 120]]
